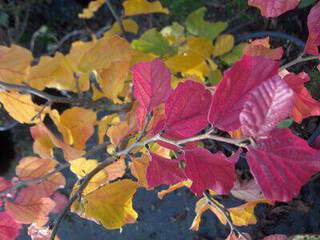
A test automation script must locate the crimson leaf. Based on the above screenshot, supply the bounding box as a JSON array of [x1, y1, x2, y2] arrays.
[[305, 1, 320, 55], [247, 128, 320, 202], [209, 55, 279, 131], [248, 0, 300, 17], [240, 75, 294, 137]]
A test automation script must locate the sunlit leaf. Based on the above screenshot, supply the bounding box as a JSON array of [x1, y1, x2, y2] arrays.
[[123, 0, 169, 16], [248, 0, 300, 17]]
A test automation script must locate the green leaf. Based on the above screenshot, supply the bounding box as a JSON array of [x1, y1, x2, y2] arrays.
[[185, 7, 228, 40], [277, 118, 293, 128], [131, 28, 175, 57], [299, 0, 317, 8], [221, 43, 247, 65]]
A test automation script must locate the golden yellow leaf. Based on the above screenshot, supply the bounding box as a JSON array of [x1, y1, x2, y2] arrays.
[[104, 19, 139, 37], [27, 53, 80, 92], [123, 0, 169, 16], [80, 180, 139, 229], [98, 60, 130, 102], [213, 34, 235, 57], [0, 44, 32, 84], [78, 0, 105, 19], [0, 91, 44, 124], [50, 107, 96, 150], [97, 114, 120, 144]]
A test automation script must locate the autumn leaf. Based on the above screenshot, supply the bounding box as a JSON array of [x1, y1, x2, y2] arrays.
[[221, 43, 247, 65], [30, 123, 83, 161], [146, 151, 186, 188], [228, 201, 265, 226], [283, 72, 320, 123], [247, 128, 320, 202], [231, 179, 264, 201], [239, 75, 294, 137], [50, 107, 96, 150], [248, 0, 300, 17], [76, 180, 139, 230], [161, 22, 185, 46], [209, 55, 279, 131], [244, 37, 283, 60], [185, 7, 228, 40], [0, 211, 21, 240], [213, 34, 235, 57], [0, 91, 44, 124], [16, 157, 65, 197], [97, 113, 120, 144], [159, 80, 211, 138], [28, 223, 60, 240], [6, 186, 55, 226], [262, 235, 288, 240], [78, 0, 105, 19], [0, 44, 32, 84], [184, 148, 236, 196], [130, 155, 150, 188], [305, 1, 320, 55], [157, 180, 192, 199], [123, 0, 169, 16], [104, 19, 139, 37]]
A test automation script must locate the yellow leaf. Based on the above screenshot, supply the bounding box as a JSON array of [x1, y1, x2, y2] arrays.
[[123, 0, 169, 16], [158, 180, 192, 199], [80, 180, 139, 229], [97, 114, 120, 144], [0, 91, 44, 124], [187, 36, 214, 58], [0, 44, 32, 84], [213, 34, 235, 57], [229, 200, 268, 226], [104, 19, 139, 37], [50, 107, 96, 150], [27, 53, 80, 92], [78, 0, 105, 19], [98, 60, 130, 102]]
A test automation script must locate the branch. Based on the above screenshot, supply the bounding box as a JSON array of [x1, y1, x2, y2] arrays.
[[105, 0, 125, 35], [204, 192, 249, 240], [280, 54, 320, 70]]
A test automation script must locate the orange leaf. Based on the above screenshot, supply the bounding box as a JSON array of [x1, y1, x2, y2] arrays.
[[130, 155, 150, 188], [244, 37, 283, 60], [6, 187, 55, 226], [16, 157, 65, 197], [157, 180, 192, 199], [30, 123, 83, 161]]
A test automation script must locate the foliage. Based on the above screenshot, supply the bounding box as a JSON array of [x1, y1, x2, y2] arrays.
[[0, 0, 319, 240]]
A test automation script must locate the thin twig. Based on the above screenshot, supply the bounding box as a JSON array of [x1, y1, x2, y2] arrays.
[[105, 0, 125, 35], [204, 192, 249, 240], [280, 54, 320, 70]]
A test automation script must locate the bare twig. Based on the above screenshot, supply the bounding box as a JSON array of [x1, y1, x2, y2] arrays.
[[280, 54, 320, 70], [105, 0, 125, 34], [204, 192, 249, 240]]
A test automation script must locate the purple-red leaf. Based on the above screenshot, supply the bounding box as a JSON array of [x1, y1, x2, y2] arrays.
[[162, 80, 211, 138], [247, 128, 320, 202], [248, 0, 300, 17], [0, 212, 21, 240], [240, 75, 294, 137], [305, 1, 320, 55], [146, 152, 186, 188], [132, 58, 172, 111], [209, 55, 279, 131], [184, 148, 236, 196]]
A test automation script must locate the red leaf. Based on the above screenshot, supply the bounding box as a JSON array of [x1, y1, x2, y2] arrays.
[[305, 1, 320, 55], [184, 148, 236, 196], [0, 211, 21, 240], [132, 58, 172, 129], [209, 55, 279, 131], [248, 0, 300, 17], [0, 178, 12, 198], [6, 186, 56, 226], [247, 128, 320, 202], [146, 152, 186, 188], [163, 80, 211, 138], [240, 75, 294, 137], [51, 192, 68, 214], [284, 72, 320, 123]]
